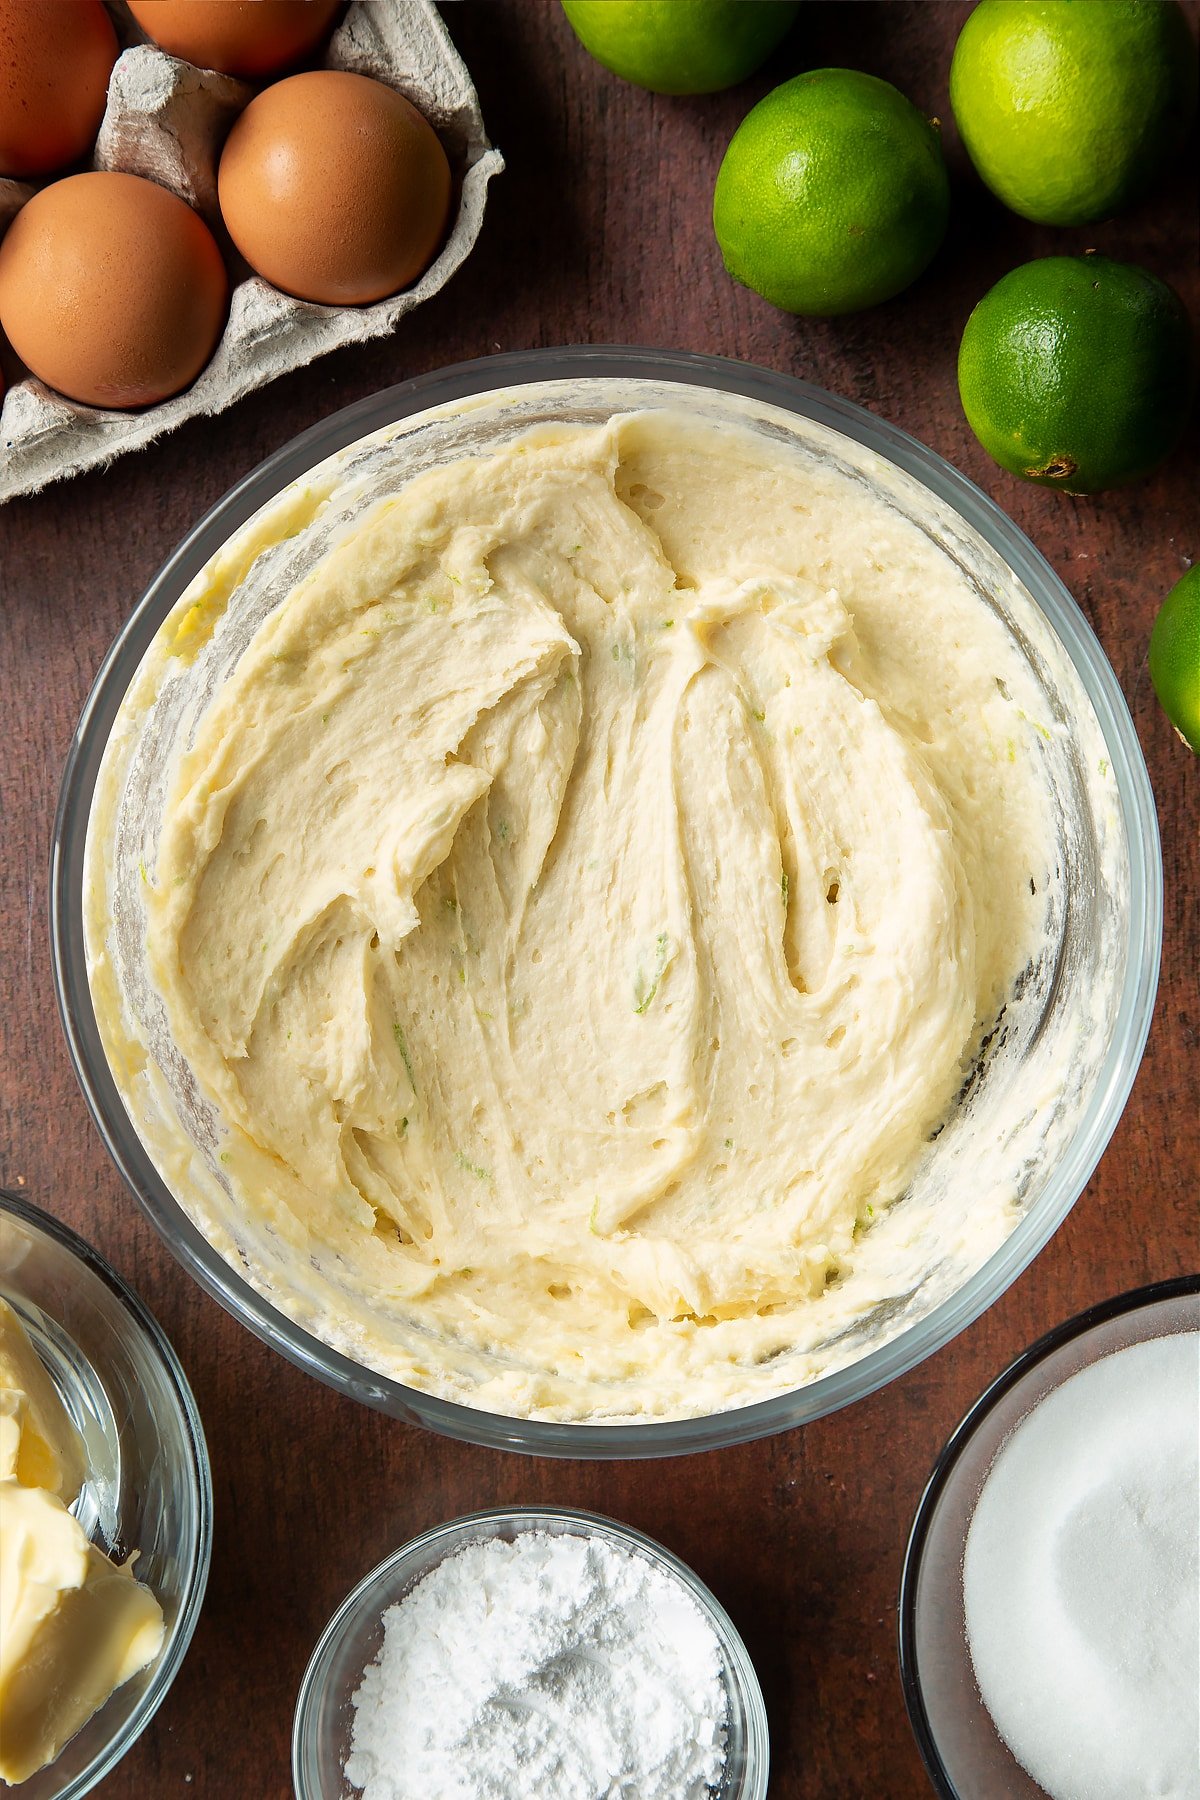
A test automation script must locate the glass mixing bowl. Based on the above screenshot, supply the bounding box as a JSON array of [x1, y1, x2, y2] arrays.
[[292, 1506, 769, 1800], [899, 1276, 1199, 1798], [0, 1188, 212, 1799], [51, 347, 1161, 1456]]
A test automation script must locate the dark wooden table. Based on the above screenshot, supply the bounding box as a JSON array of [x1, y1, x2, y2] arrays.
[[2, 5, 1197, 1795]]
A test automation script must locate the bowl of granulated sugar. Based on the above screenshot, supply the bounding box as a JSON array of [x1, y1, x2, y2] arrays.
[[293, 1506, 769, 1800], [900, 1275, 1200, 1800]]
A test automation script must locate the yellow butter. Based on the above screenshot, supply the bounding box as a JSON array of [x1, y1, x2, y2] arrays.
[[0, 1480, 164, 1784], [0, 1300, 164, 1783], [0, 1299, 84, 1503]]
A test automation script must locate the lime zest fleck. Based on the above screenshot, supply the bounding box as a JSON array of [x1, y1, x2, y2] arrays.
[[494, 819, 511, 845], [392, 1022, 417, 1095], [1098, 757, 1109, 777], [589, 1198, 601, 1235], [455, 1150, 491, 1182], [723, 1137, 734, 1151], [780, 872, 789, 908], [634, 932, 672, 1015]]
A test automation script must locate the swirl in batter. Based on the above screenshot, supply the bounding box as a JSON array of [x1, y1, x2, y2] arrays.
[[145, 412, 1052, 1413]]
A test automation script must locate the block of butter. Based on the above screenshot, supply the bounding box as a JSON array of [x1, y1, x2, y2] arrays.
[[0, 1298, 85, 1502], [0, 1297, 164, 1784], [0, 1482, 165, 1783]]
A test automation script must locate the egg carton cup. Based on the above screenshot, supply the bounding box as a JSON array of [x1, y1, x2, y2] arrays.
[[0, 0, 503, 505]]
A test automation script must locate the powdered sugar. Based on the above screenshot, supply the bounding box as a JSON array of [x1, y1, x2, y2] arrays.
[[344, 1529, 729, 1800]]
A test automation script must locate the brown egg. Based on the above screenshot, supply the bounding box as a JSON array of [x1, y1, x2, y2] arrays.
[[218, 71, 451, 306], [0, 0, 118, 178], [0, 172, 228, 409], [126, 0, 341, 79]]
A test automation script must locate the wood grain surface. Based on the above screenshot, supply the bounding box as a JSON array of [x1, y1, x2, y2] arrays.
[[1, 4, 1197, 1796]]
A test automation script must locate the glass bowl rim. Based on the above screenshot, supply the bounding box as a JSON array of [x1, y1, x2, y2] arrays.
[[290, 1501, 770, 1800], [0, 1186, 214, 1800], [50, 344, 1163, 1459], [897, 1272, 1200, 1799]]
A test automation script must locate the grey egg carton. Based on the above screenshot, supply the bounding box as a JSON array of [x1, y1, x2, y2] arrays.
[[0, 0, 503, 504]]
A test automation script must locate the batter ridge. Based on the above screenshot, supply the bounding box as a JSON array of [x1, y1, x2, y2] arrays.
[[135, 410, 1057, 1415]]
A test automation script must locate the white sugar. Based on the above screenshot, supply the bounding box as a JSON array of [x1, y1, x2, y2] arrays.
[[964, 1330, 1200, 1800]]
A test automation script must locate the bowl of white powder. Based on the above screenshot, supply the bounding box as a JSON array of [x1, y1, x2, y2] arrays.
[[292, 1505, 769, 1800], [899, 1275, 1200, 1800]]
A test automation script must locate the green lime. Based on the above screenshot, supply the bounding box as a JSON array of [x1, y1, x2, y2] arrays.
[[1150, 564, 1200, 751], [950, 0, 1198, 227], [957, 255, 1195, 493], [560, 0, 798, 96], [712, 68, 950, 316]]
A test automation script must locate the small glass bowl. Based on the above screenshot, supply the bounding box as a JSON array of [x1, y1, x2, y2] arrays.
[[898, 1275, 1200, 1798], [0, 1188, 212, 1800], [292, 1505, 770, 1800]]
